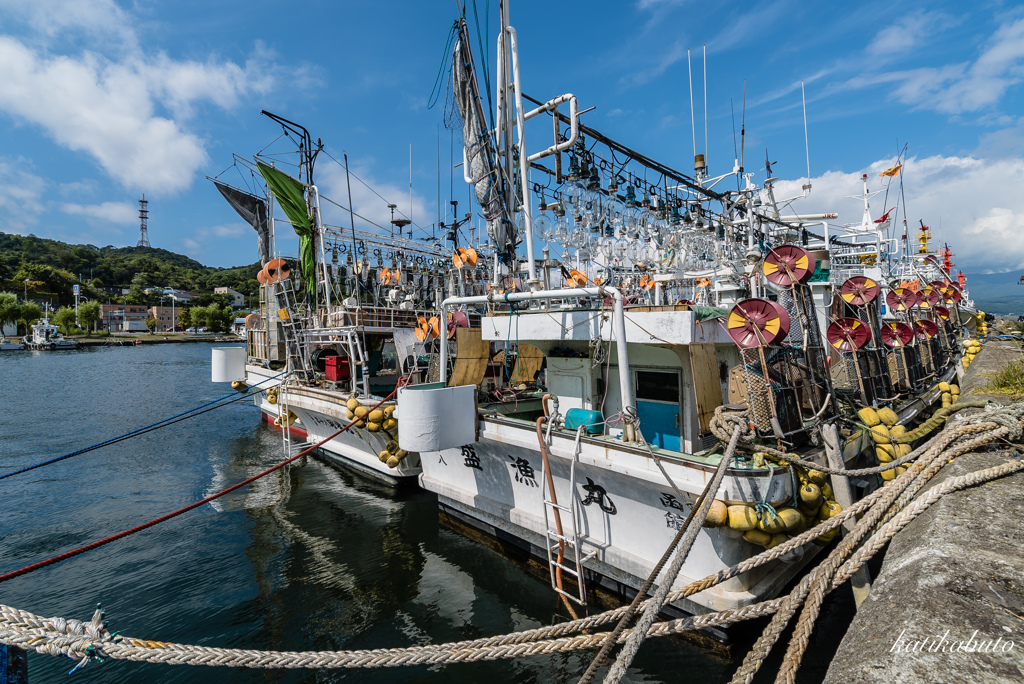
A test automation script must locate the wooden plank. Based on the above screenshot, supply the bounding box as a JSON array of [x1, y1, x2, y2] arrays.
[[689, 343, 722, 432], [449, 328, 491, 387], [511, 343, 545, 385]]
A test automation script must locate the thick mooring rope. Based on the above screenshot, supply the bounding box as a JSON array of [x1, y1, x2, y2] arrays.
[[0, 403, 1021, 676]]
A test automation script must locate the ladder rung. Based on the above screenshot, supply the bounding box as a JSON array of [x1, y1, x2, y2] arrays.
[[546, 531, 578, 545], [551, 562, 580, 577], [545, 501, 572, 513]]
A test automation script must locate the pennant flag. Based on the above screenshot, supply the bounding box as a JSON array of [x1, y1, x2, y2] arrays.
[[213, 181, 270, 264], [879, 164, 902, 177], [873, 208, 894, 224]]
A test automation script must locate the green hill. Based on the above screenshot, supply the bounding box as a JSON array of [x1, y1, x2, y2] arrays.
[[0, 232, 260, 307]]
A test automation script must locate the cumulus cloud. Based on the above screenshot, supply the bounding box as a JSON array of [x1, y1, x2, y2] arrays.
[[60, 200, 137, 225], [0, 3, 279, 194], [0, 158, 45, 230], [773, 154, 1024, 273]]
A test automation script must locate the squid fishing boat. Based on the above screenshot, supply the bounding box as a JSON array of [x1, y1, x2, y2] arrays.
[[210, 112, 457, 485], [392, 1, 977, 621]]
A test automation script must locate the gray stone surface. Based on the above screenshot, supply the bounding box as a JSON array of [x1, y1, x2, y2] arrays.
[[824, 341, 1024, 683]]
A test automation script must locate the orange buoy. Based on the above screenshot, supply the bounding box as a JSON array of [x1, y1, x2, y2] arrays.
[[380, 267, 392, 285], [245, 312, 262, 329], [257, 268, 269, 285], [427, 316, 441, 339], [568, 269, 588, 287], [640, 275, 656, 290], [264, 258, 291, 284]]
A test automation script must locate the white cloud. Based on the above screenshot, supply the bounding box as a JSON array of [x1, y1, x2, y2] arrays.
[[851, 17, 1024, 115], [0, 0, 135, 48], [0, 158, 45, 230], [774, 154, 1024, 273], [209, 223, 248, 238], [317, 162, 433, 239], [181, 238, 201, 255], [866, 10, 954, 57], [0, 4, 280, 195], [60, 200, 137, 225]]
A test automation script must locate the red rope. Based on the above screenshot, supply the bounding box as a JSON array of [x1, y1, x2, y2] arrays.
[[0, 390, 398, 585]]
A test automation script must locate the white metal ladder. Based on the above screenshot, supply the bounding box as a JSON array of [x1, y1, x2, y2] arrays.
[[273, 279, 310, 381], [541, 426, 596, 607]]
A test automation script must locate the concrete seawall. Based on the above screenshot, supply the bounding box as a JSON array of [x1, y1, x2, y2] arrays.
[[824, 340, 1024, 683]]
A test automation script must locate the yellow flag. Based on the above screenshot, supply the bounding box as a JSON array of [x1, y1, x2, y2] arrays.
[[880, 164, 902, 177]]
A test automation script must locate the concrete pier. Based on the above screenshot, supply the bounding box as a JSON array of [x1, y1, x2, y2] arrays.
[[824, 340, 1024, 683]]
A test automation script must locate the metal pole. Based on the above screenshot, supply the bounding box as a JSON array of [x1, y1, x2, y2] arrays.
[[344, 152, 361, 305]]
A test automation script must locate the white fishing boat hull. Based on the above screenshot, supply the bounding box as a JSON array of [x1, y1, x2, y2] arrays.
[[246, 365, 421, 485], [418, 415, 810, 615]]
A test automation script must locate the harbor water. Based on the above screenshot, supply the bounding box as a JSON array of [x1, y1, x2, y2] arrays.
[[0, 344, 846, 682]]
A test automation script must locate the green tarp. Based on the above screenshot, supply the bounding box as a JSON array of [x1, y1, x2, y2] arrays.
[[693, 306, 728, 321], [257, 162, 316, 296]]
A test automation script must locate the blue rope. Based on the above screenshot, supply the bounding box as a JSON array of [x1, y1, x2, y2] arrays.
[[755, 462, 778, 522], [0, 372, 285, 482]]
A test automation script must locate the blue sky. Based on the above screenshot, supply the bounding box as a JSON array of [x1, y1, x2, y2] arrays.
[[1, 0, 1023, 273]]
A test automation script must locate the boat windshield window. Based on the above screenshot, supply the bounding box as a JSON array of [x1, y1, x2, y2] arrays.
[[636, 370, 680, 404]]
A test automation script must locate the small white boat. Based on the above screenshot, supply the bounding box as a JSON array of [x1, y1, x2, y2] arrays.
[[24, 318, 80, 350]]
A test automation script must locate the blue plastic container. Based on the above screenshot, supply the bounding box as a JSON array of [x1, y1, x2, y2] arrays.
[[564, 408, 604, 435]]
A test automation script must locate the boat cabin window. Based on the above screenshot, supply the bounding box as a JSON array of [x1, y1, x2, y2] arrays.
[[379, 342, 397, 373], [636, 370, 680, 403]]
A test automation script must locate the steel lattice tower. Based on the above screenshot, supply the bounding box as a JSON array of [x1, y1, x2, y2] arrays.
[[137, 194, 150, 247]]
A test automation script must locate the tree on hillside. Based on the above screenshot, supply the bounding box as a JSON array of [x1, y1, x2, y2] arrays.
[[207, 305, 234, 333], [189, 306, 209, 330], [125, 273, 151, 305], [79, 301, 101, 335], [19, 302, 41, 333], [0, 292, 20, 334], [53, 306, 76, 335], [177, 307, 192, 331]]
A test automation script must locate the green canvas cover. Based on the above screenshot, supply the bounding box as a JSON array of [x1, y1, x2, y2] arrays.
[[257, 162, 316, 296]]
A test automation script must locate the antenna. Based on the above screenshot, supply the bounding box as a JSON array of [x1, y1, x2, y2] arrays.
[[409, 143, 413, 226], [137, 195, 150, 248], [801, 80, 811, 191], [740, 80, 746, 176], [687, 49, 697, 162], [703, 45, 708, 164]]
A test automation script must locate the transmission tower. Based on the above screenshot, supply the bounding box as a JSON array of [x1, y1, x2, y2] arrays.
[[137, 194, 151, 248]]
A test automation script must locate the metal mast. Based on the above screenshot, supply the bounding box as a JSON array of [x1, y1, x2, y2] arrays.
[[137, 195, 150, 247]]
